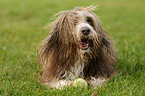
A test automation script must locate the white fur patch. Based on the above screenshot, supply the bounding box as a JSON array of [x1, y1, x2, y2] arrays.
[[45, 80, 72, 89], [89, 77, 106, 88], [62, 56, 85, 80]]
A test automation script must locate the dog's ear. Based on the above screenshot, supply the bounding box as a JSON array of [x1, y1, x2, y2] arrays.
[[84, 27, 117, 78], [39, 11, 74, 63], [38, 11, 78, 82], [98, 30, 117, 77]]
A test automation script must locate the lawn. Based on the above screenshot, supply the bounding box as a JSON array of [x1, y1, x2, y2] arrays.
[[0, 0, 145, 95]]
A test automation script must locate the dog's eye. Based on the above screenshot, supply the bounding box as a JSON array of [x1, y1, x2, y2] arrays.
[[86, 17, 93, 27], [87, 18, 92, 23], [74, 20, 78, 25]]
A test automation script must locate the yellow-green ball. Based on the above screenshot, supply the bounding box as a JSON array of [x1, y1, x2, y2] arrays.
[[73, 78, 88, 88]]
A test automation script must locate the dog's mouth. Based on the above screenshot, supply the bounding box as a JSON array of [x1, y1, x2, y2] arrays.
[[80, 37, 92, 50]]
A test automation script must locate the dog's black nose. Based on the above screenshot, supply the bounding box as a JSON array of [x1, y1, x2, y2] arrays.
[[81, 27, 90, 35]]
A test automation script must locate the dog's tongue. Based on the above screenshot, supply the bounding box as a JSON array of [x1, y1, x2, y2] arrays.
[[82, 41, 89, 50]]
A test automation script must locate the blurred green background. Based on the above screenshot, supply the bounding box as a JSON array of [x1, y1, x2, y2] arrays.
[[0, 0, 145, 95]]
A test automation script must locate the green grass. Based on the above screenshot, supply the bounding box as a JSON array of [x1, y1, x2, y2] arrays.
[[0, 0, 145, 95]]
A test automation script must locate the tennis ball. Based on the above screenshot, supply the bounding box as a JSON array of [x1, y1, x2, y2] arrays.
[[72, 78, 88, 88]]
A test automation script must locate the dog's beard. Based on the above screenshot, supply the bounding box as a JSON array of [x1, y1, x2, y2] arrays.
[[77, 35, 99, 61]]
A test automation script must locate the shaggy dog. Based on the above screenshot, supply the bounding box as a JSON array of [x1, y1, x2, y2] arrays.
[[38, 6, 117, 89]]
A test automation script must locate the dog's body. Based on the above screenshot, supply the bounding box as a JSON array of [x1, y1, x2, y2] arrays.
[[39, 6, 117, 89]]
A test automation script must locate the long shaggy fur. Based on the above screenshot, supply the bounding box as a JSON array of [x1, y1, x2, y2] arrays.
[[38, 6, 117, 88]]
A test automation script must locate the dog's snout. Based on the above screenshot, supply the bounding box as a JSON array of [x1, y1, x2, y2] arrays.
[[81, 27, 90, 35]]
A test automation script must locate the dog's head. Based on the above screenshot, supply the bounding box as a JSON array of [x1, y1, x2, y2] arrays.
[[47, 6, 104, 54]]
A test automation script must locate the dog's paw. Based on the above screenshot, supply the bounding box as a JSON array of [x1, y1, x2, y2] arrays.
[[45, 80, 73, 89], [89, 77, 106, 88]]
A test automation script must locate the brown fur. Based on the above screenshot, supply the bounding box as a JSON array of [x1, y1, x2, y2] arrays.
[[38, 6, 117, 85]]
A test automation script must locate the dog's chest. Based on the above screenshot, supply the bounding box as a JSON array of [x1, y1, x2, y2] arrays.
[[63, 58, 85, 80]]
